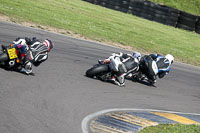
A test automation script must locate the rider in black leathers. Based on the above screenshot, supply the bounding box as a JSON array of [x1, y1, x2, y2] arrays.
[[2, 37, 54, 74], [139, 53, 174, 84]]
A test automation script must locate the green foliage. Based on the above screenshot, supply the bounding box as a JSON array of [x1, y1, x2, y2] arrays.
[[138, 124, 200, 133], [151, 0, 200, 15], [0, 0, 200, 65]]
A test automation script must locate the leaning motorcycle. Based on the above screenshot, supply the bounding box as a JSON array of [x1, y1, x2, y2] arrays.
[[86, 56, 140, 83], [0, 44, 22, 70]]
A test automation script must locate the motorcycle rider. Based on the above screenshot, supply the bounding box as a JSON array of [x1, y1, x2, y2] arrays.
[[99, 52, 141, 86], [2, 37, 54, 74], [139, 53, 174, 84]]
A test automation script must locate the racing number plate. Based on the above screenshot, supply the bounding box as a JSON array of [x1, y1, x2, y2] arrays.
[[7, 48, 18, 59]]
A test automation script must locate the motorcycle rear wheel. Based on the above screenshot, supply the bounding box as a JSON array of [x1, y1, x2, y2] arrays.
[[0, 52, 8, 62]]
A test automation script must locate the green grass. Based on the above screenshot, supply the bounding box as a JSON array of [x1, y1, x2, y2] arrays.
[[0, 0, 200, 66], [138, 124, 200, 133], [151, 0, 200, 15]]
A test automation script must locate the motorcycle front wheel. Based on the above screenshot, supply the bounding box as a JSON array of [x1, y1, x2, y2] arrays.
[[86, 64, 109, 78]]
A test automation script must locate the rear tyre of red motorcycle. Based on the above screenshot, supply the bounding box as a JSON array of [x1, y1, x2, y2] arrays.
[[86, 64, 109, 78]]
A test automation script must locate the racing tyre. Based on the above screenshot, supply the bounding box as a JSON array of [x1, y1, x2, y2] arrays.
[[0, 52, 8, 62], [86, 64, 109, 77]]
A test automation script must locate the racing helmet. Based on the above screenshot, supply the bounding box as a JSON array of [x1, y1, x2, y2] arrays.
[[165, 54, 174, 64], [43, 39, 54, 52], [133, 52, 141, 61]]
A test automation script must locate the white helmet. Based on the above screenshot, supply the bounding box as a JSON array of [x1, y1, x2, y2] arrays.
[[43, 39, 54, 52], [133, 52, 141, 61], [165, 54, 174, 64]]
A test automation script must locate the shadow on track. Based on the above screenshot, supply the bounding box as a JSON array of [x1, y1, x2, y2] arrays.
[[0, 66, 35, 76], [85, 75, 157, 88]]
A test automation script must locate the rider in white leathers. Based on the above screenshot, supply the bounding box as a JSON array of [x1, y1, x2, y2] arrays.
[[99, 52, 141, 86]]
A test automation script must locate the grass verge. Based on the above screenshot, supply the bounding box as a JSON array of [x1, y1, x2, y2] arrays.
[[0, 0, 200, 66], [151, 0, 200, 15], [138, 124, 200, 133]]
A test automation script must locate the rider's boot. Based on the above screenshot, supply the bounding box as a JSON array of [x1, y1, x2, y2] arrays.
[[98, 60, 104, 64], [147, 75, 157, 85], [109, 75, 121, 86], [148, 79, 156, 85]]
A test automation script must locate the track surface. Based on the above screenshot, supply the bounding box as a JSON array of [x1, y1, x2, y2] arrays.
[[0, 21, 200, 133]]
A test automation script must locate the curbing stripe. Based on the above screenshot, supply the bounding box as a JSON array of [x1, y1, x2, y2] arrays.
[[82, 109, 200, 133], [127, 112, 178, 124], [178, 114, 200, 123], [95, 115, 140, 132], [107, 112, 158, 127], [152, 112, 200, 125], [90, 121, 127, 133]]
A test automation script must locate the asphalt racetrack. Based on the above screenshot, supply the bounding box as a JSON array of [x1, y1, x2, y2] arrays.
[[0, 21, 200, 133]]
